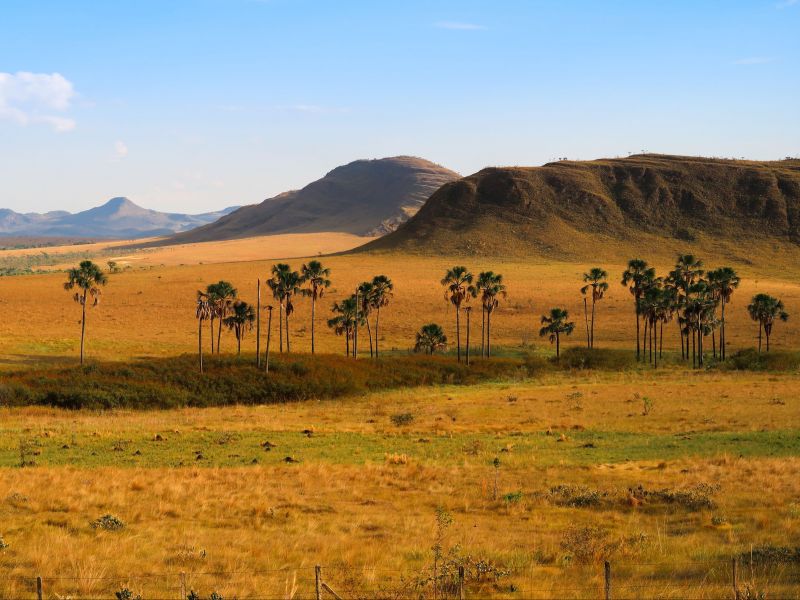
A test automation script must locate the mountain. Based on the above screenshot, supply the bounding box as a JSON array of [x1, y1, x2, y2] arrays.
[[146, 156, 460, 246], [359, 154, 800, 259], [0, 198, 239, 239]]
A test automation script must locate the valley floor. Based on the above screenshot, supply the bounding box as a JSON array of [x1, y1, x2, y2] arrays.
[[1, 369, 799, 598]]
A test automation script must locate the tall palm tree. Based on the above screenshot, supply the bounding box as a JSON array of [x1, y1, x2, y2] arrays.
[[196, 291, 212, 373], [357, 281, 376, 357], [672, 255, 705, 360], [441, 266, 475, 362], [475, 271, 506, 358], [621, 259, 655, 360], [267, 264, 288, 352], [539, 308, 575, 358], [707, 267, 740, 360], [300, 260, 331, 355], [63, 260, 108, 365], [580, 268, 608, 349], [328, 296, 360, 356], [223, 300, 255, 355], [414, 323, 448, 355], [370, 275, 394, 358], [267, 264, 301, 353], [206, 281, 237, 354], [747, 294, 789, 352]]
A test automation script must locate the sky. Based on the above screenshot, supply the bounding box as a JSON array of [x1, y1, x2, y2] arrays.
[[1, 0, 799, 214]]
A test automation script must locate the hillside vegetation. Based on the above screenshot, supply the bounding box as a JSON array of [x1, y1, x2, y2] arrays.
[[362, 154, 800, 260]]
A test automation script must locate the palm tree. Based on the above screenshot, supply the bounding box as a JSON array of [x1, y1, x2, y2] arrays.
[[357, 281, 376, 357], [747, 294, 789, 352], [621, 259, 655, 360], [370, 275, 394, 358], [63, 260, 108, 365], [414, 323, 448, 355], [206, 281, 237, 354], [707, 267, 740, 360], [580, 268, 608, 349], [475, 271, 506, 357], [441, 266, 475, 362], [539, 308, 575, 358], [223, 300, 255, 355], [328, 296, 360, 356], [196, 291, 212, 373], [672, 255, 705, 360], [300, 260, 331, 354], [268, 264, 301, 353]]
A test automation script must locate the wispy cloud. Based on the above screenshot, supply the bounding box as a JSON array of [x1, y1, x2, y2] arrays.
[[776, 0, 798, 8], [0, 71, 77, 132], [435, 21, 486, 31], [114, 140, 129, 159], [733, 57, 775, 65]]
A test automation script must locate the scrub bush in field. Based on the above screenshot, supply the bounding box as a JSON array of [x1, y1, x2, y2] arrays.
[[90, 514, 125, 531]]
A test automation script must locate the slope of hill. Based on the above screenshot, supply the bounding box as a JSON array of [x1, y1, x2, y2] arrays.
[[147, 156, 459, 246], [359, 154, 800, 259], [0, 198, 239, 239]]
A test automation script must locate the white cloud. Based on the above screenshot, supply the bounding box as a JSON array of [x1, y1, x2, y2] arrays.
[[0, 71, 77, 132], [733, 57, 775, 65], [435, 21, 486, 30], [114, 140, 129, 158], [777, 0, 798, 8]]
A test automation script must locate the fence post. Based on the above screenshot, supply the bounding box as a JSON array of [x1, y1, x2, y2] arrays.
[[36, 576, 42, 600], [604, 561, 611, 600], [732, 557, 739, 600], [315, 565, 322, 600], [458, 565, 465, 599], [180, 571, 186, 599]]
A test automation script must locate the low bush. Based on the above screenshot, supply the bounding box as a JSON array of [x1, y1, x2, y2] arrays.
[[0, 354, 527, 410], [721, 349, 800, 372], [556, 347, 639, 370]]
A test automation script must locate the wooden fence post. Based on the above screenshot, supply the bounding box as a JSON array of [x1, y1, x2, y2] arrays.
[[604, 561, 611, 600], [36, 576, 42, 600], [732, 557, 739, 600], [315, 565, 322, 600], [180, 571, 186, 599], [458, 565, 465, 599]]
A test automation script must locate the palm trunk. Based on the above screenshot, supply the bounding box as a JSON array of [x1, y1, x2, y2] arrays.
[[692, 326, 697, 368], [758, 322, 762, 353], [766, 326, 770, 352], [346, 331, 350, 357], [556, 332, 560, 358], [311, 293, 316, 355], [210, 317, 215, 354], [653, 320, 658, 369], [279, 304, 283, 353], [365, 314, 374, 357], [465, 309, 471, 366], [591, 296, 597, 349], [198, 318, 204, 373], [583, 298, 590, 349], [635, 297, 641, 359], [659, 320, 664, 358], [375, 306, 381, 358], [216, 313, 223, 354], [80, 290, 87, 365], [720, 302, 726, 360], [481, 305, 486, 358], [456, 306, 461, 362], [265, 308, 273, 373], [353, 291, 359, 359], [256, 279, 261, 367], [486, 309, 491, 358], [237, 332, 241, 355], [285, 309, 290, 353]]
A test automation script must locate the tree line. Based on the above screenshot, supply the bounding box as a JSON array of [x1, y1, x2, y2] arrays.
[[61, 256, 791, 370]]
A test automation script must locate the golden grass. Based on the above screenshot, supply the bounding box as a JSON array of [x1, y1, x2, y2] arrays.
[[0, 248, 798, 365], [1, 374, 799, 598]]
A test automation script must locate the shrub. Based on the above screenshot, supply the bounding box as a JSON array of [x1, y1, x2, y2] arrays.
[[115, 589, 142, 600], [90, 514, 125, 531], [557, 347, 638, 370], [0, 535, 8, 550], [723, 349, 800, 372], [548, 484, 605, 507], [628, 483, 718, 511], [390, 412, 415, 427]]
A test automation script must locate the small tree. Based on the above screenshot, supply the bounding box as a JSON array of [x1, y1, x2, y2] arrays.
[[414, 323, 448, 355], [621, 259, 655, 360], [300, 260, 331, 354], [64, 260, 108, 365], [539, 308, 575, 358], [370, 274, 394, 358], [580, 267, 608, 349], [441, 267, 475, 362], [223, 300, 255, 355], [196, 291, 212, 373], [747, 293, 789, 352]]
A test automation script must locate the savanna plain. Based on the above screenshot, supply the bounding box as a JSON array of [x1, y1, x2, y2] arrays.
[[1, 234, 800, 599]]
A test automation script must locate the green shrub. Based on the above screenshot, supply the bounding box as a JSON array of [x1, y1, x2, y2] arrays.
[[556, 347, 639, 370], [722, 349, 800, 372], [90, 514, 125, 531]]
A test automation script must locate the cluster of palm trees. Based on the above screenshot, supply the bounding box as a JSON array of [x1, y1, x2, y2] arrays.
[[437, 266, 507, 363], [327, 274, 394, 357]]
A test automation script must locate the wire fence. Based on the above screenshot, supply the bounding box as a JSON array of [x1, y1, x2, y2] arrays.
[[3, 558, 800, 600]]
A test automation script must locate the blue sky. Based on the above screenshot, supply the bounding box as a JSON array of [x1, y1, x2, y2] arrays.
[[1, 0, 798, 214]]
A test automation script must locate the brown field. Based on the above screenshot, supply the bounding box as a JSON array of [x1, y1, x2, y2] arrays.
[[1, 233, 799, 598]]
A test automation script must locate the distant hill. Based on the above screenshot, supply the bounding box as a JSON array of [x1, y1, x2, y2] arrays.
[[359, 154, 800, 259], [145, 156, 460, 246], [0, 198, 239, 239]]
